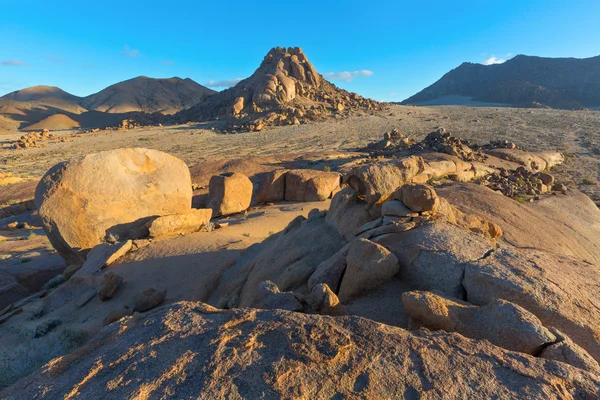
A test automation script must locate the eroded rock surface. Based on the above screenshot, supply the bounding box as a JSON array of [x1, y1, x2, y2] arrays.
[[3, 302, 599, 399]]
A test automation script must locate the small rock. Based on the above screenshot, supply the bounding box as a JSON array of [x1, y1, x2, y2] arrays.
[[133, 288, 166, 312], [98, 272, 124, 301], [338, 239, 399, 303], [381, 200, 413, 217], [395, 183, 440, 212], [103, 306, 133, 326], [147, 209, 212, 238], [76, 289, 98, 307], [73, 240, 132, 277]]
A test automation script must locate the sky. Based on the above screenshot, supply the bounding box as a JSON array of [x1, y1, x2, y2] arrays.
[[0, 0, 599, 102]]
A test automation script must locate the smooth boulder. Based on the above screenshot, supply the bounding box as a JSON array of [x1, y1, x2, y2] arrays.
[[35, 148, 193, 264], [207, 172, 253, 216]]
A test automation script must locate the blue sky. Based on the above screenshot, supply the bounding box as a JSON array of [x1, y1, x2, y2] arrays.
[[0, 0, 599, 101]]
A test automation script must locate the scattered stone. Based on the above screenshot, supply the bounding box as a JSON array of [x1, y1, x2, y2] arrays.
[[325, 187, 379, 240], [250, 281, 303, 311], [306, 283, 344, 315], [375, 222, 493, 298], [103, 306, 133, 326], [76, 289, 98, 308], [255, 170, 288, 203], [133, 288, 166, 312], [73, 240, 132, 277], [98, 273, 124, 301], [381, 200, 413, 217]]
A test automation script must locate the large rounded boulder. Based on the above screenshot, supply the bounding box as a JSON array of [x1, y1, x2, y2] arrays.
[[35, 148, 192, 264]]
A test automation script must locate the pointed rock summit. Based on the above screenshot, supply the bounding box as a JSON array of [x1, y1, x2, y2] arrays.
[[177, 46, 383, 131]]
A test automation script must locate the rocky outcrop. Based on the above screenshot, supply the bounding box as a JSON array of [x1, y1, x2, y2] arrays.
[[176, 47, 383, 132], [4, 302, 599, 399], [197, 213, 347, 309], [35, 148, 192, 264], [463, 246, 600, 364]]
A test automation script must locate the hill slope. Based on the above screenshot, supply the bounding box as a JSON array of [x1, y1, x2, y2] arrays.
[[1, 86, 86, 114], [25, 114, 80, 131], [80, 76, 216, 114], [402, 55, 600, 109], [176, 46, 383, 131]]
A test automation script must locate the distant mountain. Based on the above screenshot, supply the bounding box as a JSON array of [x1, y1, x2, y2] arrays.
[[0, 77, 216, 131], [80, 76, 216, 114], [402, 55, 600, 109], [1, 86, 86, 114]]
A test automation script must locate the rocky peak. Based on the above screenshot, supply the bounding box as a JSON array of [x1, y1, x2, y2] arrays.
[[175, 46, 383, 131], [259, 46, 320, 88]]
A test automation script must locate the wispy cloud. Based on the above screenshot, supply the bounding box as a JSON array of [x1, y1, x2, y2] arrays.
[[204, 78, 243, 88], [389, 92, 397, 97], [324, 70, 373, 82], [48, 55, 66, 64], [482, 56, 506, 65], [0, 60, 27, 67], [161, 59, 175, 65], [121, 45, 140, 57]]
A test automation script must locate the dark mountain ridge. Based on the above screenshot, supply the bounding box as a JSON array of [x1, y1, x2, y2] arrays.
[[402, 54, 600, 109]]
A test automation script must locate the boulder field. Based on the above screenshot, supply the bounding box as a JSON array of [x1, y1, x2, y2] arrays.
[[2, 129, 600, 397]]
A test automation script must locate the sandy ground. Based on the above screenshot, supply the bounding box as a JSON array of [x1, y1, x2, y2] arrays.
[[2, 104, 599, 200]]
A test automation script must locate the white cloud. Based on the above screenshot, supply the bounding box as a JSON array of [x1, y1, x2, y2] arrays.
[[204, 78, 243, 88], [324, 70, 374, 82], [0, 60, 27, 66], [161, 59, 175, 65], [121, 45, 140, 57], [482, 56, 506, 65], [389, 92, 397, 97]]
